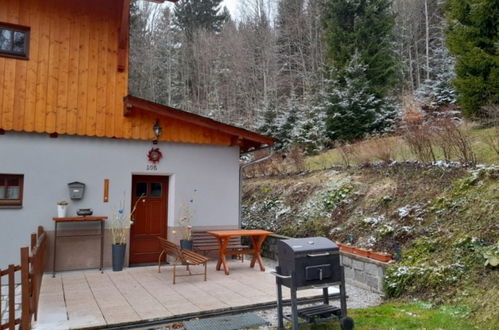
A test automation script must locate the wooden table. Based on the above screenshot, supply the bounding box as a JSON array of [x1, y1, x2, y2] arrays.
[[52, 216, 107, 277], [207, 229, 272, 275]]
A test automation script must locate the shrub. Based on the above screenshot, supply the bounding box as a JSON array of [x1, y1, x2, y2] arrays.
[[353, 136, 398, 164], [337, 141, 356, 167], [402, 122, 436, 162], [433, 119, 477, 164], [287, 146, 306, 172]]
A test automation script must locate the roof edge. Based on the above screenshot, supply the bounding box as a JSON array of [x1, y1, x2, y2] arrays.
[[123, 95, 275, 150]]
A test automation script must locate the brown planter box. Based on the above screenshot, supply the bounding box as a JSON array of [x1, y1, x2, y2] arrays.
[[338, 243, 355, 254], [353, 247, 370, 257], [369, 252, 392, 262]]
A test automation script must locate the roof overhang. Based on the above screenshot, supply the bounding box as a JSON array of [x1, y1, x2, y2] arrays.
[[123, 95, 275, 152]]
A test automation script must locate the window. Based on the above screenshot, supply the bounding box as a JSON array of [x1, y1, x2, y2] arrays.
[[0, 174, 24, 208], [0, 23, 29, 59]]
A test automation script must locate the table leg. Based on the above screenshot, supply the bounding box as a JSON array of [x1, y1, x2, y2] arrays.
[[52, 222, 58, 277], [249, 236, 257, 268], [100, 220, 104, 273], [216, 237, 223, 270], [249, 235, 266, 271], [221, 237, 230, 275], [215, 236, 231, 275]]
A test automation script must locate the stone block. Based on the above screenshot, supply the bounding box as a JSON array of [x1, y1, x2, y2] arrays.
[[366, 275, 379, 291], [342, 256, 352, 267], [353, 260, 364, 270], [365, 263, 378, 276], [354, 269, 365, 283], [378, 278, 384, 291], [344, 267, 354, 280]]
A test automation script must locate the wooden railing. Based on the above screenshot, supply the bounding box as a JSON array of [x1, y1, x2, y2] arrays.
[[1, 226, 47, 330]]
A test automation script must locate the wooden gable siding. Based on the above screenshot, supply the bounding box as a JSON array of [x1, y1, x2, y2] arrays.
[[0, 0, 234, 146], [0, 0, 126, 137]]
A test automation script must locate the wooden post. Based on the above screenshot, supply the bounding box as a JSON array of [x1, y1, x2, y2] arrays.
[[31, 233, 36, 250], [20, 247, 31, 330], [103, 179, 109, 202], [8, 264, 15, 330]]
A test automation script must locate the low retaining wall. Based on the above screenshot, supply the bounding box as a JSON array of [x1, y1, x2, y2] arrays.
[[341, 252, 387, 294], [262, 234, 388, 294]]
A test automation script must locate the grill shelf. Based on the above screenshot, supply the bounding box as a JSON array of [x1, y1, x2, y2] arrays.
[[285, 304, 342, 324]]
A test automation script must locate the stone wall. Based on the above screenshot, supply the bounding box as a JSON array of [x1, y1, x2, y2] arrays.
[[262, 234, 388, 294], [341, 252, 387, 294]]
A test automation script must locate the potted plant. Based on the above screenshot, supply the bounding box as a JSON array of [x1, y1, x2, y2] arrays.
[[178, 190, 197, 250], [57, 201, 69, 218], [110, 193, 144, 271]]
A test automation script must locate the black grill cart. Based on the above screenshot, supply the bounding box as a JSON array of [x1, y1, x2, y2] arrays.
[[271, 237, 354, 329]]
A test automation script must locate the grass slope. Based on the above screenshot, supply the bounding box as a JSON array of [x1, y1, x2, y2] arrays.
[[305, 126, 499, 170], [242, 164, 498, 327]]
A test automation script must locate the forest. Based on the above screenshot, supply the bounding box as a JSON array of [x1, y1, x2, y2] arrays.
[[129, 0, 497, 154]]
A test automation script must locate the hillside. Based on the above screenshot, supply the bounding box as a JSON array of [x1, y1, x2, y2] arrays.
[[241, 162, 498, 326]]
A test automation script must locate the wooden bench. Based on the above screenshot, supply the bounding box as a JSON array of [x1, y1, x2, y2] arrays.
[[157, 237, 209, 284], [192, 230, 248, 261]]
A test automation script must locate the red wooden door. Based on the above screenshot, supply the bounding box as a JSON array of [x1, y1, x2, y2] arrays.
[[130, 175, 168, 265]]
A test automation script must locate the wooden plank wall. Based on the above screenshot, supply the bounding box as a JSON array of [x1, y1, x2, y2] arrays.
[[0, 0, 233, 146]]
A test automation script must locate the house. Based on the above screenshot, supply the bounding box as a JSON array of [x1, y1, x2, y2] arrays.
[[0, 0, 274, 271]]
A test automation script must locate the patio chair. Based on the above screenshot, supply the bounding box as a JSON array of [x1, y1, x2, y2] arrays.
[[157, 237, 209, 284]]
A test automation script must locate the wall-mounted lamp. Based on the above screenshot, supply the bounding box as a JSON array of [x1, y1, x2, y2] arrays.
[[153, 119, 162, 144]]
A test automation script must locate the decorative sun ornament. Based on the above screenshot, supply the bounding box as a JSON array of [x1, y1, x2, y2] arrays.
[[147, 148, 163, 164]]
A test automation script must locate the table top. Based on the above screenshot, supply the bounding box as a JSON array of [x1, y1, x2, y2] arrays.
[[53, 216, 107, 222], [207, 229, 273, 237]]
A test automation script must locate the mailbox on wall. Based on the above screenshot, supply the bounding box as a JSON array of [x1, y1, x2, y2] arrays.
[[68, 182, 85, 200]]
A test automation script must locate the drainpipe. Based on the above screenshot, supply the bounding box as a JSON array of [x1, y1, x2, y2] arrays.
[[239, 146, 274, 228]]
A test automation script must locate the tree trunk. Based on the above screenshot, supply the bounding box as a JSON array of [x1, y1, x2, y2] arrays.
[[424, 0, 430, 81]]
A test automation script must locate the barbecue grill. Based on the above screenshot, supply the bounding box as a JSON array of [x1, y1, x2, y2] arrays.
[[271, 237, 353, 329]]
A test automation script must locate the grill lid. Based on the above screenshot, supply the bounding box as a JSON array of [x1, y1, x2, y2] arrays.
[[278, 237, 338, 254]]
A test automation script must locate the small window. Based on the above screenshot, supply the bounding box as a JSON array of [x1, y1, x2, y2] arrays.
[[151, 183, 162, 197], [136, 182, 147, 197], [0, 174, 24, 208], [0, 23, 29, 59]]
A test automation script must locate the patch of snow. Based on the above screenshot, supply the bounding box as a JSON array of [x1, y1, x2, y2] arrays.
[[362, 215, 385, 226], [432, 160, 462, 168], [397, 206, 411, 219], [276, 206, 290, 218]]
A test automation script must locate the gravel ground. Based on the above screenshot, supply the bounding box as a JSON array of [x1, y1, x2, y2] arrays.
[[137, 284, 381, 330], [251, 283, 382, 329]]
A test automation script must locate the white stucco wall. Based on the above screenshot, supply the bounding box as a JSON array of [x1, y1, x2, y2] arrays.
[[0, 132, 240, 267]]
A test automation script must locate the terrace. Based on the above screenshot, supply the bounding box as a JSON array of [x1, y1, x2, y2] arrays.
[[32, 259, 379, 329]]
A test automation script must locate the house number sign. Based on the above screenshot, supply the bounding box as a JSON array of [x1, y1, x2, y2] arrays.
[[146, 147, 163, 171]]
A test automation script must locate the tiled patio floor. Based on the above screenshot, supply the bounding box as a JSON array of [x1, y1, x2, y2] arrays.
[[33, 259, 330, 330]]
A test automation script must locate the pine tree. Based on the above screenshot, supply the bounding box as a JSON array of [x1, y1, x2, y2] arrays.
[[325, 56, 398, 142], [445, 0, 499, 117], [174, 0, 228, 38], [321, 0, 399, 141], [415, 45, 457, 107], [321, 0, 399, 96]]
